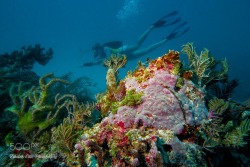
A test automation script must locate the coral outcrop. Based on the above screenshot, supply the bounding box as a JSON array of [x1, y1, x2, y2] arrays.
[[77, 51, 210, 166]]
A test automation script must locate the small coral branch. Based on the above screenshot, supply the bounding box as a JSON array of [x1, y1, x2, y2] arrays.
[[103, 54, 127, 90], [96, 55, 128, 116], [38, 73, 70, 105], [103, 54, 127, 74]]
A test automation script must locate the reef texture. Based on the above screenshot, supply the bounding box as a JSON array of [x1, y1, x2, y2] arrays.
[[2, 44, 250, 167], [79, 50, 209, 166]]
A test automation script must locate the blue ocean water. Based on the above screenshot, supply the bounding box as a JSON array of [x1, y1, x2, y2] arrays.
[[0, 0, 249, 101]]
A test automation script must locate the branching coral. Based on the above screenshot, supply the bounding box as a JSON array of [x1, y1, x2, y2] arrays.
[[6, 73, 72, 140], [103, 54, 127, 74], [65, 96, 95, 128], [199, 95, 250, 155], [51, 119, 77, 161], [208, 98, 230, 114], [103, 54, 127, 89], [0, 44, 53, 72], [57, 72, 96, 102]]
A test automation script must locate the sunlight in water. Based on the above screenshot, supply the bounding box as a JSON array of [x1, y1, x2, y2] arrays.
[[116, 0, 140, 20]]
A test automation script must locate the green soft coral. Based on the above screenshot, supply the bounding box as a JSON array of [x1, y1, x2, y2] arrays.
[[111, 89, 144, 114], [121, 89, 143, 106]]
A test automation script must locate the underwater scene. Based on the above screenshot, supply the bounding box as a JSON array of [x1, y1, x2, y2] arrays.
[[0, 0, 250, 166]]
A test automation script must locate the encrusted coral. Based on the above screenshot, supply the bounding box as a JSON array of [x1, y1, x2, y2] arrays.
[[74, 47, 250, 166], [78, 50, 210, 166]]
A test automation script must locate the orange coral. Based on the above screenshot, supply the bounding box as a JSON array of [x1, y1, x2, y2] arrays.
[[182, 71, 193, 80], [132, 51, 182, 84], [133, 67, 154, 84], [149, 50, 181, 73]]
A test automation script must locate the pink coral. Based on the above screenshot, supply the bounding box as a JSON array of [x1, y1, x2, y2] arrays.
[[103, 67, 207, 134]]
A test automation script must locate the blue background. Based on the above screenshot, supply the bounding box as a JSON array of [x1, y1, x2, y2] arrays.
[[0, 0, 249, 101]]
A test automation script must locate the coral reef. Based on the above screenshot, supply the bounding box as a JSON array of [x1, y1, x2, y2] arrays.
[[2, 44, 250, 167], [78, 50, 210, 166], [75, 47, 250, 167]]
